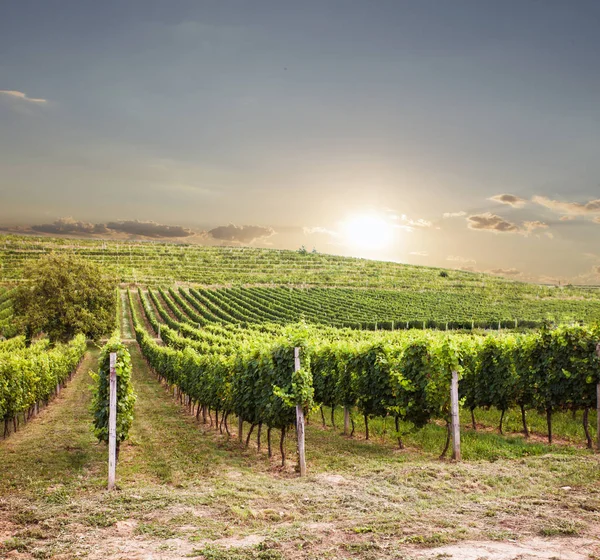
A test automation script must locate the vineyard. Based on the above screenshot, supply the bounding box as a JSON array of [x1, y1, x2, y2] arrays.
[[1, 239, 600, 559], [3, 234, 600, 328], [128, 285, 600, 466], [0, 286, 17, 339], [0, 333, 86, 437]]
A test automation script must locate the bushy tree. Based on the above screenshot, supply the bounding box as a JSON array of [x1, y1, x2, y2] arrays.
[[14, 253, 116, 343]]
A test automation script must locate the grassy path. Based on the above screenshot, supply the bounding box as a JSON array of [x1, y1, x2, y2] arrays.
[[117, 341, 252, 486], [0, 346, 104, 494]]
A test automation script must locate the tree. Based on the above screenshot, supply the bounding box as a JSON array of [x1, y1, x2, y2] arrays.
[[14, 253, 117, 343]]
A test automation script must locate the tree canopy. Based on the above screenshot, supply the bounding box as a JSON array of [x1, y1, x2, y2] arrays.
[[14, 253, 117, 343]]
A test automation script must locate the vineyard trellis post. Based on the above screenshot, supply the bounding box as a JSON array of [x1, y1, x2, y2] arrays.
[[451, 370, 461, 461], [597, 343, 600, 451], [108, 352, 117, 491], [344, 407, 350, 435], [294, 347, 307, 476], [597, 382, 600, 452]]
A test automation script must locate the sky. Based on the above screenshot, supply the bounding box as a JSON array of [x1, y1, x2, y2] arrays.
[[1, 0, 600, 283]]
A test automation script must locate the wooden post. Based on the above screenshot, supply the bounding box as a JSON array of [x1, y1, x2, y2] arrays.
[[596, 383, 600, 452], [596, 344, 600, 451], [344, 406, 350, 435], [108, 352, 117, 491], [294, 347, 307, 476], [450, 370, 461, 461]]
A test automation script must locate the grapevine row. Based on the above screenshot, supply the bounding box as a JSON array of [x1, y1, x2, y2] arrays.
[[132, 288, 600, 459]]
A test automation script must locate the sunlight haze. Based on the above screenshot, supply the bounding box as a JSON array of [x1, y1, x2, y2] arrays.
[[1, 0, 600, 283]]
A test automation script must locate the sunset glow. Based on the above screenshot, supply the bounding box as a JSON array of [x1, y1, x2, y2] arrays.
[[1, 2, 599, 282], [341, 214, 394, 251]]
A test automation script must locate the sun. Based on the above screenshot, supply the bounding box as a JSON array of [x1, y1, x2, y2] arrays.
[[340, 214, 394, 251]]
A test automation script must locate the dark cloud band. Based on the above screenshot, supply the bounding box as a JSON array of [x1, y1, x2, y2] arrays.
[[207, 224, 275, 243], [31, 217, 194, 238]]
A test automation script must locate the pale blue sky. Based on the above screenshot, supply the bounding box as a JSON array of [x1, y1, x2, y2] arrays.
[[1, 1, 599, 282]]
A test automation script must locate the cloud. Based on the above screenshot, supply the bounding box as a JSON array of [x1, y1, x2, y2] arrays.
[[409, 251, 429, 256], [207, 224, 275, 244], [31, 217, 195, 238], [532, 195, 600, 215], [394, 215, 433, 232], [594, 217, 600, 224], [467, 213, 549, 236], [32, 217, 108, 234], [303, 226, 339, 237], [106, 220, 195, 238], [442, 211, 466, 218], [447, 255, 476, 264], [402, 216, 432, 228], [0, 90, 47, 104], [489, 194, 527, 208], [467, 213, 520, 233], [489, 268, 521, 276], [522, 221, 549, 234]]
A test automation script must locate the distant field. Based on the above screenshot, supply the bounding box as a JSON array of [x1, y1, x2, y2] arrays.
[[2, 234, 600, 327]]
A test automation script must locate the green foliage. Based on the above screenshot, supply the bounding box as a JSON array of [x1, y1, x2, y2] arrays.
[[4, 234, 600, 328], [0, 334, 86, 427], [13, 253, 117, 342], [130, 290, 312, 432], [129, 281, 600, 451], [91, 334, 136, 445], [0, 286, 20, 339]]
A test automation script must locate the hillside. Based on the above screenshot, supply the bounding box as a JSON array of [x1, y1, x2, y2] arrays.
[[2, 234, 600, 329], [0, 233, 576, 289]]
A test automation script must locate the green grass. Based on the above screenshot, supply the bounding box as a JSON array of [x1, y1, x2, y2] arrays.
[[462, 406, 597, 445], [309, 405, 592, 464]]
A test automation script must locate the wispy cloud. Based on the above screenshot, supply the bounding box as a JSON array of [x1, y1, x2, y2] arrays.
[[394, 215, 433, 232], [522, 220, 549, 234], [0, 90, 47, 104], [532, 195, 600, 216], [402, 216, 432, 228], [303, 226, 339, 237], [489, 268, 521, 276], [447, 255, 476, 264], [409, 251, 429, 256], [489, 194, 527, 208], [467, 213, 519, 233], [467, 213, 549, 236], [442, 211, 466, 218]]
